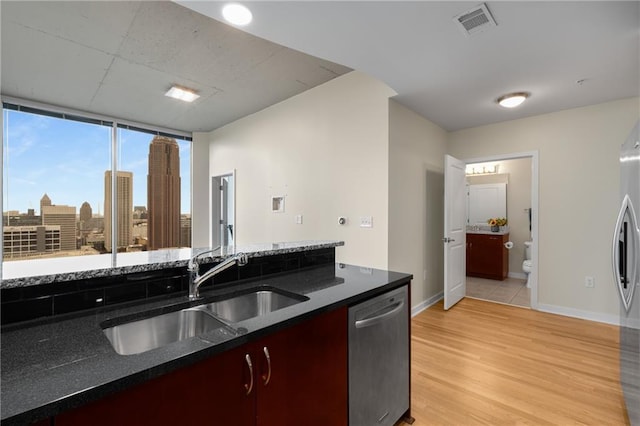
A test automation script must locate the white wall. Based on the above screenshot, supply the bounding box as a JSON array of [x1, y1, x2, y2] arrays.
[[204, 71, 396, 269], [192, 131, 211, 248], [449, 97, 640, 321], [388, 100, 448, 312], [499, 158, 532, 276]]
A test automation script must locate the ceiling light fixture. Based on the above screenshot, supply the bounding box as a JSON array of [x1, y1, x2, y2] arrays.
[[496, 92, 529, 108], [222, 3, 253, 26], [165, 85, 200, 103]]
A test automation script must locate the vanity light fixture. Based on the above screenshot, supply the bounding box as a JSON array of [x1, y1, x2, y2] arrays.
[[165, 85, 200, 103], [496, 92, 529, 108], [465, 164, 499, 175], [222, 3, 253, 26]]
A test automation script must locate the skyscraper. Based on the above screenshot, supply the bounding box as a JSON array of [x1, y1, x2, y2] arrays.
[[104, 171, 133, 252], [147, 136, 181, 250], [40, 193, 51, 217], [79, 202, 92, 222]]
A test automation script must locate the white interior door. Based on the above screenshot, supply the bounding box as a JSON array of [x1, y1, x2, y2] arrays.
[[444, 155, 467, 310]]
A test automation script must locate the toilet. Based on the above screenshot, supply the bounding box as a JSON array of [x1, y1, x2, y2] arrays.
[[522, 241, 533, 288]]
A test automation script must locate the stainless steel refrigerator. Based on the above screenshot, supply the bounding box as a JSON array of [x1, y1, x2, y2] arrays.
[[613, 120, 640, 424]]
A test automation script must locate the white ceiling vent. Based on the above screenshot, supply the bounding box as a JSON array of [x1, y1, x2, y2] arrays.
[[453, 3, 497, 36]]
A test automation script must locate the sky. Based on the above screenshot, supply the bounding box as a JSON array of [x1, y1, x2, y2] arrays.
[[2, 109, 191, 216]]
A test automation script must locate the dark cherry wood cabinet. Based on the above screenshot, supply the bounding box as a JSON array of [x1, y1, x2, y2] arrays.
[[55, 307, 347, 426], [466, 233, 509, 280], [256, 307, 347, 426]]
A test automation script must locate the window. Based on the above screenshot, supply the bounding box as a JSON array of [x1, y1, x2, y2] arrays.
[[2, 103, 191, 268]]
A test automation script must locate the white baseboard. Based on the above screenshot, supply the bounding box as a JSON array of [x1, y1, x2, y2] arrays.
[[411, 292, 443, 317], [508, 272, 526, 280], [536, 303, 620, 326]]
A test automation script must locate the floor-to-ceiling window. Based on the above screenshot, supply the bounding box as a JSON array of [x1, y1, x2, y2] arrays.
[[2, 102, 191, 270]]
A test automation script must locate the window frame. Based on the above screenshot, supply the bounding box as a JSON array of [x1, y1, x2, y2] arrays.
[[1, 96, 193, 278]]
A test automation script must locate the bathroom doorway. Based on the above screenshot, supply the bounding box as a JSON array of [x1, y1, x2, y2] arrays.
[[211, 171, 235, 250], [463, 152, 538, 309]]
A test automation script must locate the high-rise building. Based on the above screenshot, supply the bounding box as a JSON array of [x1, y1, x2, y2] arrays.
[[3, 225, 61, 258], [41, 205, 76, 250], [147, 136, 181, 250], [40, 193, 51, 217], [180, 214, 192, 247], [104, 171, 133, 252], [79, 202, 92, 222]]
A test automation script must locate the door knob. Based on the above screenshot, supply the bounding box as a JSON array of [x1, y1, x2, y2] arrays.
[[442, 237, 455, 243]]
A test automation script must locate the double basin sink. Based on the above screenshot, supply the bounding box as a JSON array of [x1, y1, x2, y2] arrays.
[[102, 287, 308, 355]]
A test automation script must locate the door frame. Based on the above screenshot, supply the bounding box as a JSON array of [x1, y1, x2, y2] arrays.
[[211, 170, 236, 250], [462, 151, 539, 310]]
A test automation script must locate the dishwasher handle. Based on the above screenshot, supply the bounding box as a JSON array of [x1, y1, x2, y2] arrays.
[[354, 300, 405, 329]]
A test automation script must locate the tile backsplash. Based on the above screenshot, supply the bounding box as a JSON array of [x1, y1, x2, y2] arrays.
[[1, 248, 335, 325]]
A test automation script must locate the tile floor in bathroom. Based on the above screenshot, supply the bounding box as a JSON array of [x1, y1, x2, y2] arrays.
[[466, 276, 530, 307]]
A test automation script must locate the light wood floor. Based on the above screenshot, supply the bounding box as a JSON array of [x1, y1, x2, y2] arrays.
[[400, 298, 628, 425]]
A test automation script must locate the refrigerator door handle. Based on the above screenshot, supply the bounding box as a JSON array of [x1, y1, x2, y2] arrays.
[[612, 194, 639, 313]]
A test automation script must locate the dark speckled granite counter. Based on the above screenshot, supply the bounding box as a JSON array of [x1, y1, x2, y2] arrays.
[[1, 263, 412, 425], [2, 240, 344, 288]]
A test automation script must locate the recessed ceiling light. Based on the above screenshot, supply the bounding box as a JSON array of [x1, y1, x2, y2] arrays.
[[496, 92, 530, 108], [165, 85, 200, 103], [222, 3, 253, 26]]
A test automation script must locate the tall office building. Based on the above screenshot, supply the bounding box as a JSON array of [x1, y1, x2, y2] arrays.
[[40, 193, 51, 217], [3, 225, 61, 258], [79, 202, 92, 222], [42, 205, 76, 251], [147, 136, 180, 250], [104, 171, 133, 252]]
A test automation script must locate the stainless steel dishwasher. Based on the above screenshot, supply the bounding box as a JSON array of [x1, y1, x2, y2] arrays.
[[349, 285, 409, 426]]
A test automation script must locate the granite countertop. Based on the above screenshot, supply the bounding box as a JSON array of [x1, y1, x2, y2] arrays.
[[1, 240, 344, 288], [0, 263, 412, 425]]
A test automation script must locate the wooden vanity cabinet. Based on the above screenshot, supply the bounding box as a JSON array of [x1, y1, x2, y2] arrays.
[[56, 307, 347, 426], [466, 233, 509, 280]]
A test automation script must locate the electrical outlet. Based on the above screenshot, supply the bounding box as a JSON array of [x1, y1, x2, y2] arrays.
[[295, 214, 303, 224], [360, 216, 373, 228], [585, 276, 595, 288]]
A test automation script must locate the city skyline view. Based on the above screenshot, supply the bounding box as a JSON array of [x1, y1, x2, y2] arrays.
[[2, 109, 191, 216]]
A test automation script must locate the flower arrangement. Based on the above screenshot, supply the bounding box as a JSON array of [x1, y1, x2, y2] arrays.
[[487, 217, 507, 226]]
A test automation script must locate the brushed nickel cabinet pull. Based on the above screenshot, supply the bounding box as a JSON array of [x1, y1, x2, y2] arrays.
[[262, 346, 272, 386], [244, 353, 254, 395]]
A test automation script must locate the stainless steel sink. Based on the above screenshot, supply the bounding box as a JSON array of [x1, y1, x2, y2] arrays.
[[103, 307, 229, 355], [203, 288, 308, 323]]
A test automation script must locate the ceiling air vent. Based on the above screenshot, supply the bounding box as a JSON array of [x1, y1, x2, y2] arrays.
[[453, 3, 497, 36]]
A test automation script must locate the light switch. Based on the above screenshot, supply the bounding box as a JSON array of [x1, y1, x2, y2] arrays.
[[295, 214, 303, 224]]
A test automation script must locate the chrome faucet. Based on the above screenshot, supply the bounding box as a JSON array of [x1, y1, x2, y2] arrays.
[[188, 248, 248, 300]]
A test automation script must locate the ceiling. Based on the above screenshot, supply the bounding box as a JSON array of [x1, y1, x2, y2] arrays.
[[0, 1, 351, 133], [180, 1, 640, 131], [2, 2, 638, 134]]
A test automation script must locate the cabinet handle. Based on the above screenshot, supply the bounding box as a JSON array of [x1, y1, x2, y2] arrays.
[[262, 346, 272, 386], [244, 354, 254, 396]]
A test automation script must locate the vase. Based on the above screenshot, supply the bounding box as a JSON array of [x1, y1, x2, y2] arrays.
[[491, 225, 499, 232]]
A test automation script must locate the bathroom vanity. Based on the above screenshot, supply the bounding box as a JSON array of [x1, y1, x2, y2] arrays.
[[466, 231, 509, 280]]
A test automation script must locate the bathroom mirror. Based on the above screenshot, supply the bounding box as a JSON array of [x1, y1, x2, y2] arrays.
[[467, 183, 507, 225]]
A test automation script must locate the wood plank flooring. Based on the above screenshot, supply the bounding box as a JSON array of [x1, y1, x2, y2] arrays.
[[400, 298, 628, 425]]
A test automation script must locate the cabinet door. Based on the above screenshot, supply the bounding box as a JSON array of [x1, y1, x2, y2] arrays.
[[56, 343, 255, 426], [255, 307, 348, 426], [466, 234, 508, 280]]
